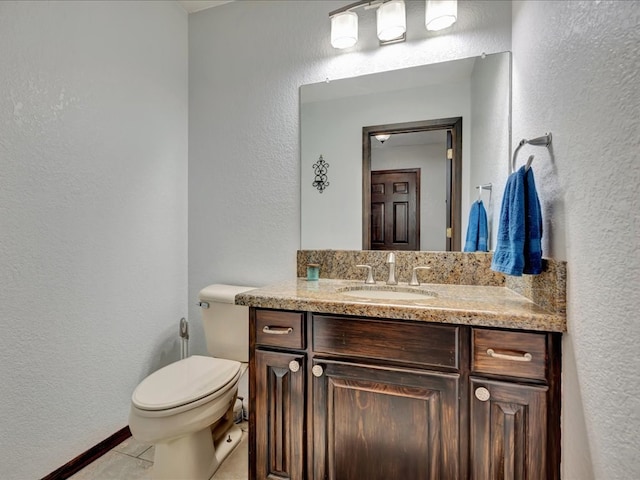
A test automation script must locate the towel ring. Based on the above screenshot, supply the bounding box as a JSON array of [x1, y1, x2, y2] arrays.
[[525, 155, 534, 171], [511, 133, 552, 173]]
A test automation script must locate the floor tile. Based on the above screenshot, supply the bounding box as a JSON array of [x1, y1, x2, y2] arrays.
[[212, 432, 248, 480], [113, 436, 152, 458], [138, 445, 154, 463], [68, 451, 152, 480], [72, 425, 248, 479]]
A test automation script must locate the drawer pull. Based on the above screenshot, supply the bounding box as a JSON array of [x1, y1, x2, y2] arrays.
[[288, 360, 301, 373], [486, 348, 532, 362], [312, 365, 324, 378], [262, 326, 294, 335]]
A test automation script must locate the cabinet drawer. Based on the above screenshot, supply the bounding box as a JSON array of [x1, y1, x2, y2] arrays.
[[255, 310, 305, 349], [472, 329, 547, 381], [313, 315, 459, 369]]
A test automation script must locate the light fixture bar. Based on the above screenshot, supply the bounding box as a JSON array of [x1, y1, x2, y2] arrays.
[[328, 0, 383, 18]]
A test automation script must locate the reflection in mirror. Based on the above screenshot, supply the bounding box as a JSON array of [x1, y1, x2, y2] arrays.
[[363, 118, 462, 251], [300, 52, 511, 251]]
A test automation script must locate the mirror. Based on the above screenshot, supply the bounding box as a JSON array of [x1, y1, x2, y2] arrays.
[[300, 51, 511, 251]]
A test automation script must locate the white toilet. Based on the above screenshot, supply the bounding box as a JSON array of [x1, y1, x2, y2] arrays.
[[129, 284, 255, 480]]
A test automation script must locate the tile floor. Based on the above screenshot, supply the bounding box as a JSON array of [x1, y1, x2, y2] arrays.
[[69, 422, 249, 480]]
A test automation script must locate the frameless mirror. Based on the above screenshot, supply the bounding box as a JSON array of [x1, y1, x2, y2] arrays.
[[300, 51, 511, 251]]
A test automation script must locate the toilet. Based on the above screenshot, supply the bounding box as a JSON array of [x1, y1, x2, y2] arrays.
[[129, 284, 255, 480]]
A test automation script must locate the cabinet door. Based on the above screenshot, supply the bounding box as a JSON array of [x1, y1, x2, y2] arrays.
[[313, 360, 460, 480], [254, 350, 305, 480], [470, 378, 548, 480]]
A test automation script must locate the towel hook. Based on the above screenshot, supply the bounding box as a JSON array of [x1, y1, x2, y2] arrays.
[[511, 132, 552, 173]]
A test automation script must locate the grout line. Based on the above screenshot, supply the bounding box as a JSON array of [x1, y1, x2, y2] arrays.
[[136, 446, 153, 459], [115, 450, 153, 463]]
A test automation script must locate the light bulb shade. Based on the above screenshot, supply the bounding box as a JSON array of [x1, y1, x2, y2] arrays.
[[425, 0, 457, 31], [377, 0, 406, 43], [375, 134, 391, 143], [331, 11, 358, 49]]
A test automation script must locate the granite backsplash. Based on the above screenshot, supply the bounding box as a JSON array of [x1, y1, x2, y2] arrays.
[[297, 250, 566, 316]]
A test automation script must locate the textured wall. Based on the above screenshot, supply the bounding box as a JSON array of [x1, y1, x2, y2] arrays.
[[188, 0, 512, 354], [512, 1, 640, 478], [0, 2, 188, 478]]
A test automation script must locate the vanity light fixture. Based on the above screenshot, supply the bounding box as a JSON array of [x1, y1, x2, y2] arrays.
[[425, 0, 457, 31], [330, 11, 358, 49], [376, 0, 406, 44], [329, 0, 406, 49], [375, 134, 391, 144]]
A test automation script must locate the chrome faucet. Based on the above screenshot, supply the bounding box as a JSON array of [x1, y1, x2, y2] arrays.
[[356, 264, 375, 284], [386, 252, 397, 285]]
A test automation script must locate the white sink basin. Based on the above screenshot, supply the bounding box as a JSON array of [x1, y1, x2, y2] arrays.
[[338, 286, 436, 301]]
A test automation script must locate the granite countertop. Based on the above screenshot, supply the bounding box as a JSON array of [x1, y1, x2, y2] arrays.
[[235, 278, 566, 333]]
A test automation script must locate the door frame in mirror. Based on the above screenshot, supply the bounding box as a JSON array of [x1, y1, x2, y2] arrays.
[[363, 117, 463, 251]]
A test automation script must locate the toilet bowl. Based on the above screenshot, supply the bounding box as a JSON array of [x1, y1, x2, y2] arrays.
[[129, 284, 255, 480]]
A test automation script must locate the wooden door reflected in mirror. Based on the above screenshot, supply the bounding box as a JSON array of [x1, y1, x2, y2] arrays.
[[363, 118, 462, 251]]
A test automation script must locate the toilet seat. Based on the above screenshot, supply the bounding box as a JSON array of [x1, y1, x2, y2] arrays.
[[132, 355, 241, 412]]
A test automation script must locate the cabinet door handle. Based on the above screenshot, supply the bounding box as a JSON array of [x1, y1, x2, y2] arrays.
[[486, 348, 532, 362], [475, 387, 491, 402], [312, 365, 324, 377], [288, 360, 301, 373], [262, 326, 293, 335]]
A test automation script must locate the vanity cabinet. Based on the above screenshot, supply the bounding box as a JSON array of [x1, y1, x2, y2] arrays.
[[249, 308, 561, 480], [469, 328, 561, 480], [311, 314, 462, 479], [251, 310, 306, 480]]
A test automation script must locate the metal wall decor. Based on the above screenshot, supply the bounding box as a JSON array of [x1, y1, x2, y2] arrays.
[[312, 155, 330, 193]]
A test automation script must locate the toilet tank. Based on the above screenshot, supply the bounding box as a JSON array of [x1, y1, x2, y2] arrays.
[[198, 284, 256, 362]]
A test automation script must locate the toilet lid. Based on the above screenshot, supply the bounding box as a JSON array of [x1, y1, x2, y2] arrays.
[[132, 355, 241, 411]]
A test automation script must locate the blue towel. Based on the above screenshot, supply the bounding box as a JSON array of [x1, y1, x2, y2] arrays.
[[491, 166, 543, 276], [523, 167, 543, 274], [464, 200, 489, 252]]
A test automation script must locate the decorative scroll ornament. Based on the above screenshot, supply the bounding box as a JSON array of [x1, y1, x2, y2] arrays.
[[312, 155, 330, 193]]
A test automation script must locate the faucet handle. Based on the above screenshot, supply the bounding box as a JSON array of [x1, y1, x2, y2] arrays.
[[409, 266, 432, 286], [356, 265, 375, 284]]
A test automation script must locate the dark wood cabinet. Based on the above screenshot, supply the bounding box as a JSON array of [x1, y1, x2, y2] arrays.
[[252, 339, 305, 479], [470, 378, 548, 480], [249, 308, 561, 480], [469, 327, 561, 480], [312, 360, 459, 480], [250, 308, 308, 480]]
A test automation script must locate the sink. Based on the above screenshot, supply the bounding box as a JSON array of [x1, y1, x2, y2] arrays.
[[338, 286, 437, 301]]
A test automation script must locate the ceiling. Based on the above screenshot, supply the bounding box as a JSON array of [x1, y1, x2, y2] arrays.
[[179, 0, 232, 14]]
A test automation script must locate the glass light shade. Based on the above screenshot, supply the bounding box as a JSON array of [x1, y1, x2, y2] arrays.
[[331, 11, 358, 49], [375, 134, 391, 143], [425, 0, 457, 31], [376, 0, 406, 43]]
